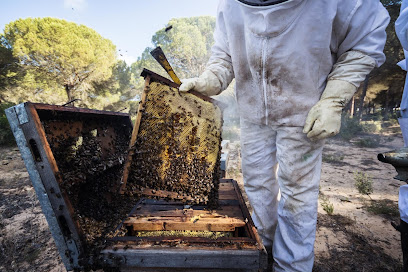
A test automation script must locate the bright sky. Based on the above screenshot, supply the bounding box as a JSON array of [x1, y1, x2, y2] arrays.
[[0, 0, 219, 64]]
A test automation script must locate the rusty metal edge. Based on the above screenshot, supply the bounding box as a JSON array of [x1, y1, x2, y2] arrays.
[[5, 103, 77, 271]]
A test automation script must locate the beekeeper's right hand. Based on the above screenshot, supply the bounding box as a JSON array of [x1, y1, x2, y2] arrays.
[[179, 70, 221, 96]]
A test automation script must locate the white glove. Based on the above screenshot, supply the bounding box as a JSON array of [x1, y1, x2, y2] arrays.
[[179, 70, 222, 96], [303, 80, 357, 141]]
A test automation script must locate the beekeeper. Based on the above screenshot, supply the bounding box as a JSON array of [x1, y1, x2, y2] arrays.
[[180, 0, 389, 271], [395, 0, 408, 271]]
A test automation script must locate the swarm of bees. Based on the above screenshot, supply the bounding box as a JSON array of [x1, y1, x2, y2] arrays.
[[34, 91, 222, 265], [126, 81, 223, 207], [40, 112, 136, 249]]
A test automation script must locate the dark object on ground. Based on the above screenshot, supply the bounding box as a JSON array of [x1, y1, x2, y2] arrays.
[[378, 147, 408, 181], [378, 147, 408, 272], [392, 219, 408, 272]]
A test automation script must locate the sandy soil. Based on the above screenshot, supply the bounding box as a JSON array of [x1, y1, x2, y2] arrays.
[[314, 134, 403, 272], [0, 147, 65, 272], [0, 129, 404, 271]]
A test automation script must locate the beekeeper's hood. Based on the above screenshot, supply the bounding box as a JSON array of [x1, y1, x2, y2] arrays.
[[235, 0, 291, 7], [233, 0, 305, 36]]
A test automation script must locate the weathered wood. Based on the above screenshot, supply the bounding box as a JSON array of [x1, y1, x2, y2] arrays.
[[136, 188, 194, 201], [140, 198, 240, 206], [32, 103, 130, 117], [124, 180, 246, 232], [137, 189, 237, 202], [126, 217, 245, 232], [104, 180, 267, 270], [120, 75, 151, 193], [131, 205, 244, 218], [102, 248, 261, 270], [231, 180, 266, 260], [111, 235, 256, 245], [15, 103, 85, 269], [120, 267, 257, 272]]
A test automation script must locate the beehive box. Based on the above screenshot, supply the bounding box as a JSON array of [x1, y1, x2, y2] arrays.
[[101, 179, 267, 271], [5, 103, 136, 269], [5, 76, 266, 271], [122, 69, 223, 207]]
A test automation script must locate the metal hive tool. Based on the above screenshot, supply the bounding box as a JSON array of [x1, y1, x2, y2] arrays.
[[121, 69, 223, 206]]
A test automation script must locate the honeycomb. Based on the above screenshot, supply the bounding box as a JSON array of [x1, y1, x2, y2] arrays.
[[126, 80, 223, 207], [39, 110, 136, 259]]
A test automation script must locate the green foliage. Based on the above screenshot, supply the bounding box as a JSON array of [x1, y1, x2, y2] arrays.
[[354, 171, 373, 197], [361, 121, 382, 133], [369, 1, 405, 114], [322, 153, 344, 164], [92, 60, 139, 112], [131, 16, 216, 94], [365, 199, 399, 217], [2, 17, 117, 105], [338, 115, 363, 141], [0, 103, 16, 146], [320, 195, 334, 215], [354, 137, 380, 148], [0, 42, 24, 98], [155, 16, 216, 78]]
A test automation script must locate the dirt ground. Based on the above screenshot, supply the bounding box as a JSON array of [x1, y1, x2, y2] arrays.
[[0, 128, 405, 271]]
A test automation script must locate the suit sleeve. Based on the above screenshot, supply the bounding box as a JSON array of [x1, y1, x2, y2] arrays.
[[328, 1, 390, 87], [206, 0, 235, 92], [396, 0, 408, 51]]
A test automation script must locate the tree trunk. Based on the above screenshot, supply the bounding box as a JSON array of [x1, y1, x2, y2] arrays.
[[384, 89, 389, 120], [357, 76, 369, 121], [350, 96, 355, 117], [65, 84, 75, 106]]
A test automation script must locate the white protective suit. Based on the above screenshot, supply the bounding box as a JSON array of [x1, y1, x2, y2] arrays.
[[185, 1, 389, 271], [396, 0, 408, 225], [397, 0, 408, 146]]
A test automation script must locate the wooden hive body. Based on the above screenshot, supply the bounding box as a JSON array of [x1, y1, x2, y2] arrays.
[[5, 72, 267, 271]]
